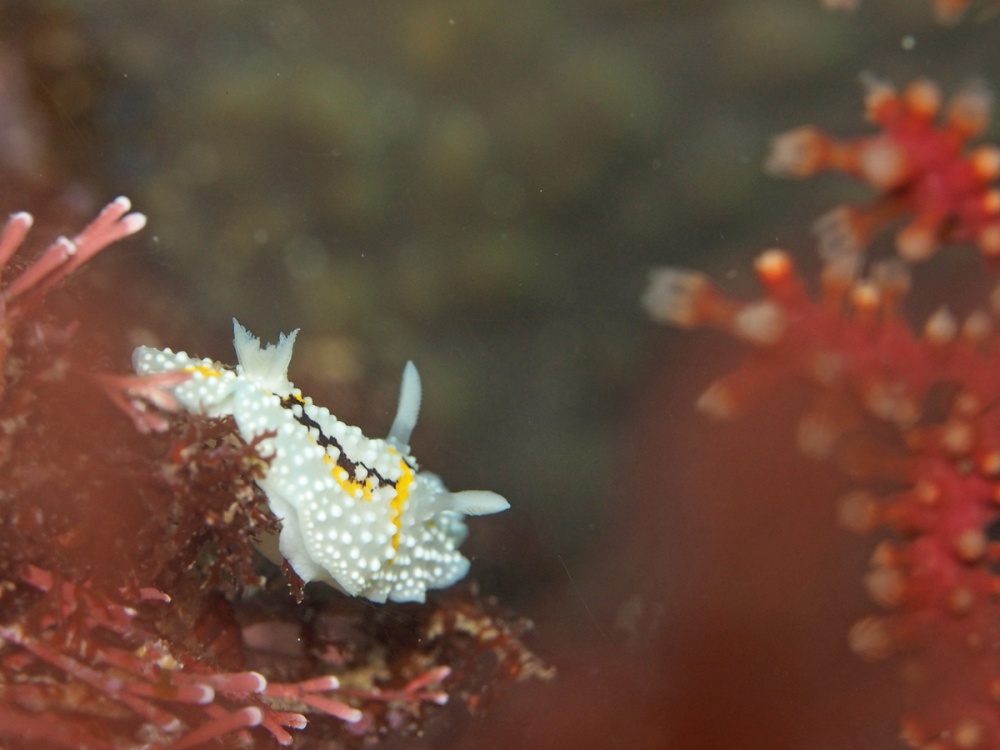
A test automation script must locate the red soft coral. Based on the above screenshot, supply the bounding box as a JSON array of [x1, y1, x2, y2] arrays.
[[767, 77, 1000, 263]]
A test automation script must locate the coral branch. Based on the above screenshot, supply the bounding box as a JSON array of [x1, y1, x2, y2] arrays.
[[0, 196, 145, 311], [0, 568, 378, 748], [647, 245, 1000, 746], [767, 78, 1000, 261], [0, 212, 32, 273]]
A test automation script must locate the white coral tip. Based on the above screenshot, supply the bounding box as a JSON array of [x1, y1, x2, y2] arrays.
[[642, 267, 711, 327]]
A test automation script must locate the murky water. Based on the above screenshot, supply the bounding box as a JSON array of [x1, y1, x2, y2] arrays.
[[1, 2, 998, 748]]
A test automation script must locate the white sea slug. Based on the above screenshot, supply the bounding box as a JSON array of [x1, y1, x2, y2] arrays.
[[133, 320, 509, 603]]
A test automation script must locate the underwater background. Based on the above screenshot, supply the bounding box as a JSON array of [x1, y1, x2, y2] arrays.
[[4, 1, 1000, 748]]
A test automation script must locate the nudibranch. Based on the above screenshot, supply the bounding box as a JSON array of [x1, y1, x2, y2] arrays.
[[133, 320, 509, 603]]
